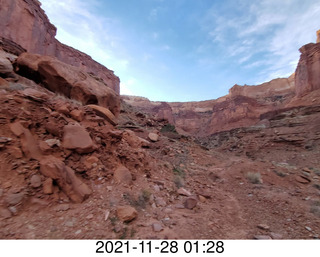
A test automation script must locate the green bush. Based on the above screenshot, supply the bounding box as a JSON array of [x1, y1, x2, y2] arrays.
[[161, 124, 177, 133]]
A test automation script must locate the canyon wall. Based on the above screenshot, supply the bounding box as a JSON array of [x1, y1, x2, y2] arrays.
[[295, 42, 320, 97], [123, 33, 320, 137], [122, 75, 296, 136], [0, 0, 120, 94]]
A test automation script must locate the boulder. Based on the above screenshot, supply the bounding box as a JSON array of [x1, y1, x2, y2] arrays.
[[0, 55, 13, 76], [40, 156, 92, 203], [43, 178, 53, 195], [113, 166, 132, 185], [177, 187, 192, 196], [5, 192, 24, 206], [148, 132, 159, 142], [30, 174, 42, 188], [19, 126, 42, 160], [116, 205, 137, 222], [62, 123, 95, 154], [122, 130, 150, 148], [87, 104, 117, 125], [70, 109, 84, 122], [152, 223, 164, 232], [184, 197, 198, 210], [16, 53, 120, 115]]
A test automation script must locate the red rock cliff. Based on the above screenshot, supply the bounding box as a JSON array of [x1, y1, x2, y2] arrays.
[[295, 42, 320, 97], [0, 0, 120, 94]]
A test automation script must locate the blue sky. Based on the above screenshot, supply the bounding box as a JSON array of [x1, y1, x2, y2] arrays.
[[40, 0, 320, 102]]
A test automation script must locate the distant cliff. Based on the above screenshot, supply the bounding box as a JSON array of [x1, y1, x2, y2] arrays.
[[0, 0, 120, 94], [122, 75, 296, 136]]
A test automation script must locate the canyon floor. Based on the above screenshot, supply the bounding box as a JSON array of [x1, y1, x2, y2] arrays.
[[0, 87, 319, 240]]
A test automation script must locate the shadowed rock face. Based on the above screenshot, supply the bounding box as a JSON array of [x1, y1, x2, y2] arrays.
[[16, 52, 120, 115], [0, 0, 120, 94]]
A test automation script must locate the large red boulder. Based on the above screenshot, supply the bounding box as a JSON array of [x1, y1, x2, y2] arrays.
[[62, 123, 95, 154]]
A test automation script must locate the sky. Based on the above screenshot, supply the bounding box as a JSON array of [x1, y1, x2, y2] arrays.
[[40, 0, 320, 102]]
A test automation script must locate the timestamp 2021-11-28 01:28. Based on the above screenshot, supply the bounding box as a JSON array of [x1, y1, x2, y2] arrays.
[[95, 240, 225, 254]]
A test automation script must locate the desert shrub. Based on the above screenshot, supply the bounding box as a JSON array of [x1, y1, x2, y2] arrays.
[[310, 201, 320, 217], [173, 167, 186, 178], [173, 167, 186, 188], [161, 124, 177, 133], [246, 172, 263, 184], [123, 190, 151, 209]]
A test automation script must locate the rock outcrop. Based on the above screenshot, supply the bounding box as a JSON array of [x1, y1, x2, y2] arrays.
[[15, 52, 120, 115], [0, 0, 120, 94], [295, 42, 320, 97]]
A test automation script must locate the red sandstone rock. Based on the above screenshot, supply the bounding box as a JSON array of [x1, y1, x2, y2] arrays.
[[113, 166, 133, 185], [70, 109, 84, 122], [40, 156, 92, 203], [122, 74, 296, 136], [295, 42, 320, 96], [184, 197, 198, 209], [148, 132, 159, 142], [16, 53, 120, 115], [116, 206, 137, 222], [87, 104, 117, 125], [0, 0, 120, 94], [43, 178, 53, 195], [62, 124, 95, 154]]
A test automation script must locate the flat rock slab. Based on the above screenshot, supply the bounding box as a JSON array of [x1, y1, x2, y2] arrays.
[[62, 124, 95, 154], [87, 104, 117, 126]]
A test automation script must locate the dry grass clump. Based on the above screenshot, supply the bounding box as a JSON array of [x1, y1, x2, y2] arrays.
[[246, 172, 263, 184]]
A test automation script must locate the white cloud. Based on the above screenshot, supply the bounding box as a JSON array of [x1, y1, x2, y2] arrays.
[[120, 78, 137, 95], [41, 0, 129, 75], [202, 0, 320, 79]]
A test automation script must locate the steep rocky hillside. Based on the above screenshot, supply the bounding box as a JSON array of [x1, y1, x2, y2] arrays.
[[0, 0, 120, 94], [0, 0, 320, 240]]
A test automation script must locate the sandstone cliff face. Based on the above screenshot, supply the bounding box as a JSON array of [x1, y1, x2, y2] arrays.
[[122, 76, 296, 136], [0, 0, 120, 94], [295, 42, 320, 97]]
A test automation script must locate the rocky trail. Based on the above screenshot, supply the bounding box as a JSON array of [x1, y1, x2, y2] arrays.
[[1, 88, 319, 239]]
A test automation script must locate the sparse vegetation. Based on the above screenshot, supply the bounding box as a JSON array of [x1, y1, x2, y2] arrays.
[[272, 169, 286, 177], [246, 172, 263, 184], [109, 216, 118, 226], [123, 189, 151, 209], [310, 201, 320, 217], [54, 93, 83, 106], [173, 167, 186, 188], [173, 167, 186, 178], [160, 123, 177, 133], [120, 227, 128, 239]]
